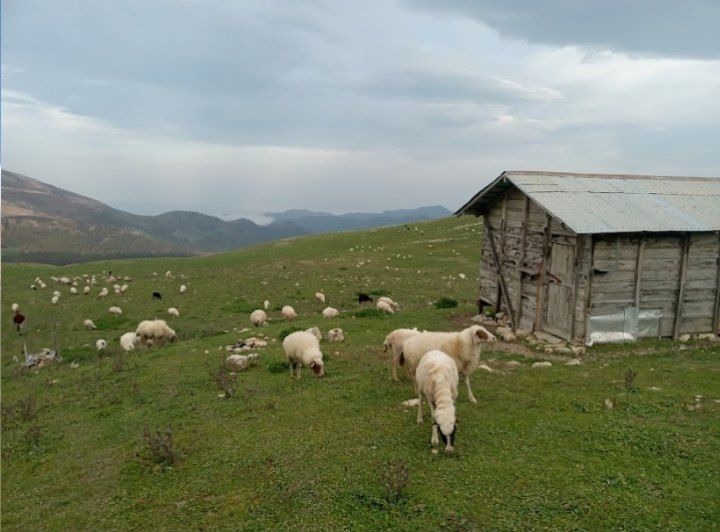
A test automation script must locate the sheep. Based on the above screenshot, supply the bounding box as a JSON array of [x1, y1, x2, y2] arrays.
[[52, 290, 61, 298], [314, 292, 326, 303], [326, 328, 344, 342], [51, 296, 59, 305], [97, 287, 109, 299], [400, 325, 496, 404], [121, 284, 129, 293], [281, 305, 297, 321], [383, 327, 420, 381], [415, 350, 458, 453], [108, 306, 123, 317], [322, 307, 339, 319], [11, 303, 19, 312], [83, 319, 97, 330], [165, 270, 173, 278], [283, 331, 324, 378], [167, 307, 180, 318], [152, 291, 162, 300], [39, 282, 47, 289], [377, 300, 395, 314], [135, 319, 177, 344], [225, 353, 259, 372], [263, 300, 270, 310], [179, 284, 187, 294], [120, 332, 139, 352], [358, 293, 373, 303], [96, 339, 108, 351], [377, 296, 399, 311], [70, 287, 78, 295], [250, 309, 267, 327], [305, 326, 322, 341], [83, 286, 91, 295]]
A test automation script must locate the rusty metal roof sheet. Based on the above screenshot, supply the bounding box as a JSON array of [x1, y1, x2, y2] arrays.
[[456, 171, 720, 234]]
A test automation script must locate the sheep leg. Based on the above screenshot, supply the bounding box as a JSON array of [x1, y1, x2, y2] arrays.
[[391, 351, 399, 381], [465, 375, 478, 404], [416, 393, 424, 424], [428, 402, 439, 447]]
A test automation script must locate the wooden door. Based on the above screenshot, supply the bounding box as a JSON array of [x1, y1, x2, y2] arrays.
[[544, 242, 575, 339]]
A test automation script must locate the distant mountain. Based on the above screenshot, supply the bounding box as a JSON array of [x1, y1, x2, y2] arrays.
[[1, 170, 307, 264], [264, 205, 451, 233]]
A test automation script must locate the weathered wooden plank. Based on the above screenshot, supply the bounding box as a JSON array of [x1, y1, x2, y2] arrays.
[[672, 234, 690, 340], [714, 232, 720, 333], [570, 234, 584, 339], [515, 195, 530, 327], [634, 235, 645, 308], [486, 219, 517, 330], [535, 212, 552, 331]]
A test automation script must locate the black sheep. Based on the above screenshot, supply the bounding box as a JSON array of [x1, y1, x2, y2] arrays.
[[152, 291, 162, 300], [358, 293, 373, 303]]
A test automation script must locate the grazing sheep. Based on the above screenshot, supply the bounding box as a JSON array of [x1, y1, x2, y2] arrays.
[[377, 300, 395, 314], [135, 319, 177, 344], [97, 287, 109, 299], [70, 287, 78, 295], [283, 331, 324, 378], [326, 328, 344, 342], [458, 273, 467, 280], [179, 284, 187, 294], [31, 285, 37, 290], [108, 306, 123, 317], [314, 292, 326, 303], [52, 290, 61, 298], [281, 305, 297, 321], [383, 327, 420, 381], [225, 353, 259, 372], [415, 350, 458, 453], [121, 284, 129, 293], [250, 309, 267, 327], [400, 325, 496, 404], [11, 303, 19, 312], [13, 312, 26, 333], [305, 327, 322, 341], [377, 296, 399, 311], [83, 319, 97, 330], [83, 286, 91, 294], [51, 296, 59, 305], [358, 293, 373, 303], [263, 300, 270, 310], [39, 282, 47, 289], [120, 332, 139, 352], [322, 307, 339, 319], [167, 307, 180, 318], [165, 270, 173, 278], [96, 339, 108, 351], [152, 291, 162, 300]]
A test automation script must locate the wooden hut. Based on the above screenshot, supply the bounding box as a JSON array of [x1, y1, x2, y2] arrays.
[[456, 171, 720, 344]]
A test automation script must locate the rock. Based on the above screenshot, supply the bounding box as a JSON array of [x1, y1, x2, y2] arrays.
[[698, 333, 718, 341], [544, 347, 554, 354], [477, 364, 494, 373], [648, 386, 661, 391], [526, 338, 537, 347], [534, 331, 564, 344], [555, 346, 574, 355], [570, 346, 586, 355], [604, 398, 614, 410], [678, 334, 691, 342], [470, 314, 486, 324], [565, 358, 582, 366], [515, 329, 531, 339], [501, 332, 517, 342], [496, 326, 512, 335], [532, 361, 552, 368], [401, 398, 420, 408], [495, 312, 505, 320], [505, 360, 521, 368]]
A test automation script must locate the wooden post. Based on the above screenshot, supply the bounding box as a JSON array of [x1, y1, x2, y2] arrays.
[[486, 222, 517, 331], [569, 234, 584, 341], [583, 236, 596, 343], [534, 212, 552, 331], [634, 234, 646, 308], [494, 197, 507, 309], [672, 233, 690, 340], [713, 231, 720, 333], [515, 196, 530, 328]]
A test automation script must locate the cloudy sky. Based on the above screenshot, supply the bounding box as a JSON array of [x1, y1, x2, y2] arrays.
[[2, 0, 719, 218]]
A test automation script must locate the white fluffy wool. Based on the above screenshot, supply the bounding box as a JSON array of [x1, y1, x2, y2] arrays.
[[376, 301, 395, 314], [179, 284, 187, 294], [136, 319, 177, 343], [321, 307, 339, 319], [383, 328, 420, 381], [120, 332, 139, 352], [167, 307, 180, 318], [250, 309, 267, 327], [415, 350, 458, 453], [283, 331, 324, 378], [108, 306, 123, 317], [314, 292, 326, 303], [83, 319, 97, 330], [281, 305, 297, 321], [96, 339, 108, 351], [225, 353, 259, 372]]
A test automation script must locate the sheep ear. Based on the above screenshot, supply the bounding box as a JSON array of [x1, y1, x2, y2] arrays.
[[475, 328, 489, 340]]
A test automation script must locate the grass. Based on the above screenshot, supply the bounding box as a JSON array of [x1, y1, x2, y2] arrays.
[[2, 216, 719, 530]]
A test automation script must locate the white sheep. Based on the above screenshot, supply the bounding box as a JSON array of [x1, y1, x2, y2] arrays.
[[225, 353, 260, 372], [322, 307, 339, 319], [281, 305, 297, 321], [314, 292, 326, 303], [97, 287, 109, 299], [415, 350, 458, 453], [179, 284, 187, 294], [305, 326, 322, 341], [120, 332, 140, 352], [283, 331, 324, 378], [263, 300, 270, 310], [167, 307, 180, 318], [165, 270, 173, 278], [121, 284, 129, 293], [377, 296, 399, 311], [376, 300, 395, 314], [250, 309, 267, 327], [108, 306, 123, 317], [136, 319, 177, 344], [11, 303, 19, 312], [401, 325, 496, 404], [52, 290, 61, 298], [83, 286, 91, 295], [383, 327, 420, 381], [326, 328, 344, 342], [96, 339, 108, 351], [51, 296, 59, 305], [83, 319, 97, 330], [70, 287, 78, 295]]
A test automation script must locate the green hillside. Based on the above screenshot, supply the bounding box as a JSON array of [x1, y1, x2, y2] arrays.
[[2, 216, 719, 530]]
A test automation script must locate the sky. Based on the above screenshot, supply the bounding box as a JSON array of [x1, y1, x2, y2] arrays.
[[2, 0, 719, 218]]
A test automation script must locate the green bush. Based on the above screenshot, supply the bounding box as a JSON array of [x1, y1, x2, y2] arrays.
[[93, 316, 132, 331], [354, 308, 385, 318], [369, 289, 391, 296], [222, 298, 259, 314], [266, 361, 290, 374], [433, 297, 458, 309]]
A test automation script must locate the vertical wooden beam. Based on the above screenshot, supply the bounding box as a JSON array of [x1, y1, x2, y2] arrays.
[[534, 212, 553, 331], [672, 233, 690, 340], [514, 196, 530, 328], [494, 196, 508, 309], [486, 222, 517, 331], [712, 231, 720, 333], [634, 234, 646, 308], [582, 236, 596, 344], [569, 233, 584, 341]]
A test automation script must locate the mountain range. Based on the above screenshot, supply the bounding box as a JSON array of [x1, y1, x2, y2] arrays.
[[1, 170, 450, 264]]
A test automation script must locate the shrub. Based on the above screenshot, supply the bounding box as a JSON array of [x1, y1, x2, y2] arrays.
[[93, 316, 132, 331], [434, 297, 458, 309], [354, 308, 385, 319], [625, 369, 637, 393], [211, 364, 238, 399], [380, 459, 410, 504], [267, 361, 290, 374], [222, 298, 259, 314], [140, 425, 176, 468], [369, 289, 390, 296]]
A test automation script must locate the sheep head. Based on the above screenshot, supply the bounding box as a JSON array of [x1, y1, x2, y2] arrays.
[[470, 325, 496, 343], [310, 359, 324, 378]]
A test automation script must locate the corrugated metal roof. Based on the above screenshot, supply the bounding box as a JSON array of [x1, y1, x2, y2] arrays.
[[456, 171, 720, 234]]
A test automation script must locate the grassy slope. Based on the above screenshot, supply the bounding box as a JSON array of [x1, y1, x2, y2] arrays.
[[2, 217, 719, 530]]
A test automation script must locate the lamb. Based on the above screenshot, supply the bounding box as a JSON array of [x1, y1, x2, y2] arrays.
[[135, 319, 177, 344], [281, 305, 297, 321], [83, 286, 91, 294], [97, 287, 109, 299], [108, 306, 123, 317], [415, 350, 458, 453], [250, 309, 267, 327], [96, 339, 108, 351], [400, 325, 496, 404], [263, 300, 270, 310], [11, 303, 19, 312], [167, 307, 180, 318], [377, 296, 399, 311], [314, 292, 326, 303], [179, 284, 187, 294], [120, 332, 140, 352], [382, 327, 420, 381], [51, 296, 59, 305], [283, 331, 324, 378], [70, 287, 78, 295], [376, 300, 395, 314], [225, 353, 259, 372], [322, 307, 339, 319], [326, 328, 344, 342], [83, 319, 97, 330]]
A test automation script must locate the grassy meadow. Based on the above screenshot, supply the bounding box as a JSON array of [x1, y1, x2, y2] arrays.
[[2, 216, 719, 530]]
